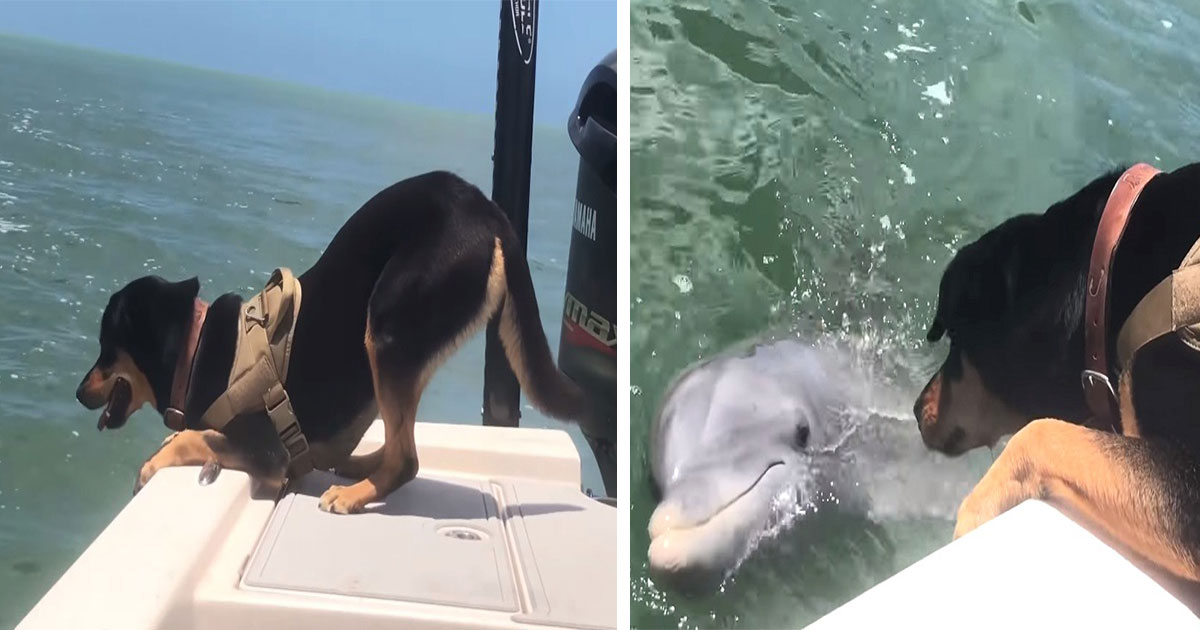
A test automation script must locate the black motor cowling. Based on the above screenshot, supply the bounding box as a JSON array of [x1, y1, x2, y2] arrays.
[[560, 50, 617, 497]]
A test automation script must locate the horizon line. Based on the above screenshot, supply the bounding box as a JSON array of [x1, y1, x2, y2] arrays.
[[0, 30, 568, 133]]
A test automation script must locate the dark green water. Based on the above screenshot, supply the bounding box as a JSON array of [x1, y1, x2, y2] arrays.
[[630, 0, 1200, 627], [0, 34, 600, 627]]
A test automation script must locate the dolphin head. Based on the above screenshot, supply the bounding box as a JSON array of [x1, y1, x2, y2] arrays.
[[646, 340, 844, 591]]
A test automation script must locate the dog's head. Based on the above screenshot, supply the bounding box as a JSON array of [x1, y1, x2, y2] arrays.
[[913, 213, 1091, 454], [77, 276, 200, 430]]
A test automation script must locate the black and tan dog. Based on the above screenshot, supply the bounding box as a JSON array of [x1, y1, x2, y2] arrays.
[[76, 171, 589, 514], [914, 163, 1200, 591]]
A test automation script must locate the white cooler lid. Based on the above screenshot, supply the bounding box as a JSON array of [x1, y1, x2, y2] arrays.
[[242, 469, 615, 629]]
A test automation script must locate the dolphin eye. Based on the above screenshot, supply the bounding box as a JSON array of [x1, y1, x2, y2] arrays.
[[795, 425, 810, 449]]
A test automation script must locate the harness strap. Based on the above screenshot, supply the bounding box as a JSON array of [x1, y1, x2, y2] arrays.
[[199, 268, 312, 477], [1116, 237, 1200, 369]]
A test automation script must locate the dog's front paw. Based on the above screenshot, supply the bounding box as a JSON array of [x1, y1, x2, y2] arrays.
[[134, 460, 159, 495], [318, 483, 369, 514], [954, 475, 1029, 539], [954, 419, 1060, 539]]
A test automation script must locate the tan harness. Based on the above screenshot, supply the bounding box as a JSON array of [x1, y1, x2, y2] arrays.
[[1117, 237, 1200, 371], [166, 268, 313, 477]]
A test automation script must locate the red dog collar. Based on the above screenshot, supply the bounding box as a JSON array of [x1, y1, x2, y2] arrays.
[[1081, 163, 1161, 428], [164, 298, 208, 431]]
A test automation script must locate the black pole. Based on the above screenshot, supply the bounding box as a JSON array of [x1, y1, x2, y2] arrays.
[[483, 0, 538, 427]]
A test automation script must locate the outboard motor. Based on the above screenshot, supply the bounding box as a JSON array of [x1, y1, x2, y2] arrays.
[[560, 50, 617, 497]]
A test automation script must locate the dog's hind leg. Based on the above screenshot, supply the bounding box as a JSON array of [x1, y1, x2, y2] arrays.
[[333, 448, 384, 480], [318, 359, 422, 514], [318, 236, 504, 514], [955, 418, 1200, 584]]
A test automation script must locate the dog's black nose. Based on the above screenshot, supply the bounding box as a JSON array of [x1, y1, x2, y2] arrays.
[[941, 427, 967, 456], [76, 376, 105, 410]]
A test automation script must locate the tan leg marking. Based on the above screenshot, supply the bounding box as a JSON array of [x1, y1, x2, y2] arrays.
[[318, 386, 419, 513], [320, 330, 421, 514], [135, 429, 244, 493], [955, 418, 1200, 581]]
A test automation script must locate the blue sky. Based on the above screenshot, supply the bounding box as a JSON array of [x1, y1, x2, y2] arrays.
[[0, 1, 616, 124]]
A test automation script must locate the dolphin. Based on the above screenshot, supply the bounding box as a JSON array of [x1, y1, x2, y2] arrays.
[[646, 338, 864, 591], [645, 336, 990, 592]]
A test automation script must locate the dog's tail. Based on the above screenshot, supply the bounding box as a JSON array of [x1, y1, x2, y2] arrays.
[[495, 228, 591, 424]]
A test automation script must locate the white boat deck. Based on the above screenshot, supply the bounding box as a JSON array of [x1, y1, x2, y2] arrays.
[[16, 421, 616, 630], [808, 500, 1199, 629]]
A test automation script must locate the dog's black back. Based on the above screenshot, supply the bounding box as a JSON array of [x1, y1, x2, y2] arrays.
[[289, 171, 506, 443]]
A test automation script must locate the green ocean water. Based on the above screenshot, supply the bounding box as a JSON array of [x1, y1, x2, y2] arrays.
[[0, 34, 601, 626], [630, 0, 1200, 627]]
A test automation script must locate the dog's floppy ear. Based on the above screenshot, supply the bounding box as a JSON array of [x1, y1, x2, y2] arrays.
[[931, 233, 1023, 338], [173, 277, 200, 301], [962, 256, 1020, 331], [964, 259, 1011, 317], [151, 277, 202, 370]]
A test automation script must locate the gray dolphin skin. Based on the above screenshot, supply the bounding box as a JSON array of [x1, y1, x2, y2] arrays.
[[647, 338, 860, 591]]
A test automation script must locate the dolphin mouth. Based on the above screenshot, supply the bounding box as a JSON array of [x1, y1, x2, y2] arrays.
[[649, 460, 784, 537], [647, 461, 792, 592]]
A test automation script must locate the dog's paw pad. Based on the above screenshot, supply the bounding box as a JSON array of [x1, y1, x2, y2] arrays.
[[318, 484, 362, 514]]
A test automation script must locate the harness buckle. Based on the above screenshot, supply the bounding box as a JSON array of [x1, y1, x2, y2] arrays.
[[1081, 369, 1116, 401], [277, 420, 308, 460], [245, 305, 269, 328], [1081, 369, 1120, 429], [265, 385, 308, 461]]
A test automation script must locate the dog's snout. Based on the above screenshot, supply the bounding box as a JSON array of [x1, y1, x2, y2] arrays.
[[916, 370, 964, 452], [76, 368, 107, 409], [941, 427, 967, 455]]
